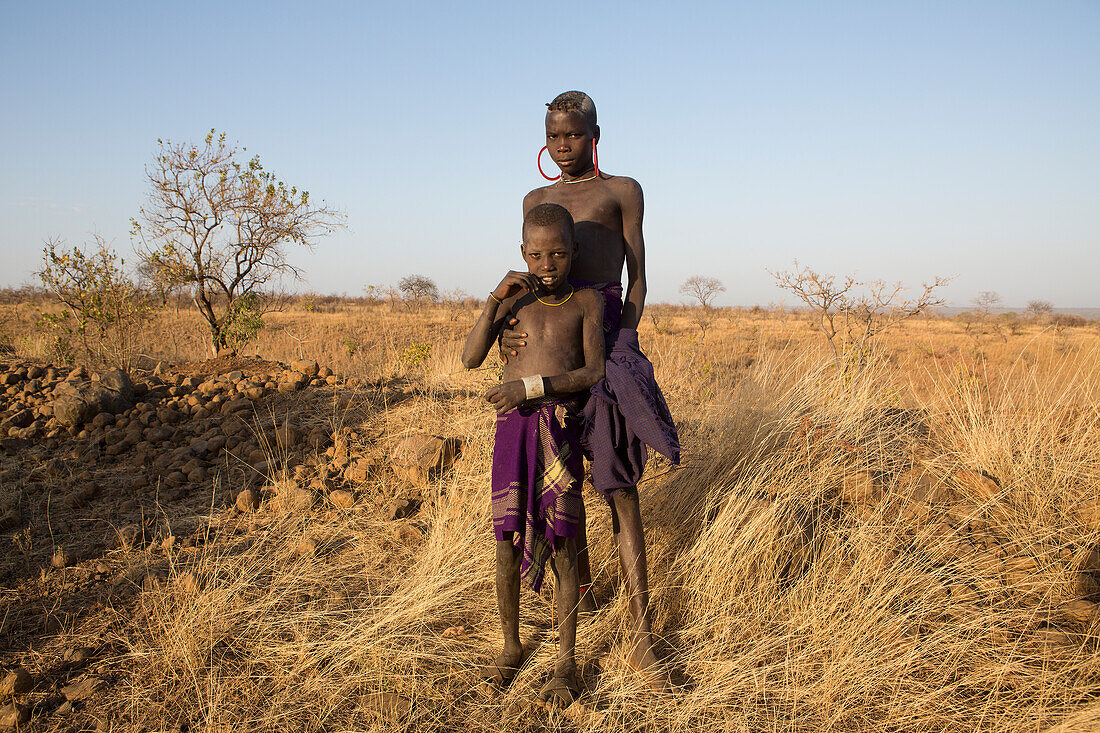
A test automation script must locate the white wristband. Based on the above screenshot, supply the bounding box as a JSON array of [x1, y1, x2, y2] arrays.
[[522, 374, 545, 400]]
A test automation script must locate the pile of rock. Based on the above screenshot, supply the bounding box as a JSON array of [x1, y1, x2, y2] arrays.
[[0, 645, 106, 730], [832, 461, 1100, 636], [0, 358, 342, 446], [232, 432, 463, 521], [0, 358, 344, 485], [0, 357, 366, 564], [0, 354, 468, 596], [4, 357, 465, 514]]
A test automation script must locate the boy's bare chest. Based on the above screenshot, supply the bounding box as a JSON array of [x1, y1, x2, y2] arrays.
[[536, 186, 626, 280], [540, 187, 621, 230], [511, 301, 585, 352], [504, 300, 586, 378]]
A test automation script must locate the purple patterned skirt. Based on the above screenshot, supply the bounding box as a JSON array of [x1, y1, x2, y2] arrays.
[[491, 396, 584, 591]]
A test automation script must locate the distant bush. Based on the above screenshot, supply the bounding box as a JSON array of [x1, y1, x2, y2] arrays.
[[1025, 300, 1054, 319], [399, 275, 439, 312], [1052, 313, 1087, 328], [0, 285, 51, 306], [998, 312, 1024, 336]]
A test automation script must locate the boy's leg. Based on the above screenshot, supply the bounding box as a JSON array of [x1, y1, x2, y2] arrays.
[[610, 487, 671, 692], [574, 502, 597, 612], [486, 536, 523, 682], [540, 536, 580, 705], [552, 536, 579, 678]]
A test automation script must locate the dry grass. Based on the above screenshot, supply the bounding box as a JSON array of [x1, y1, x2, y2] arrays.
[[4, 301, 1100, 731]]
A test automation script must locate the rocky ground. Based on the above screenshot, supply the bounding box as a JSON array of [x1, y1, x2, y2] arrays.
[[2, 345, 1100, 731], [0, 354, 461, 731]]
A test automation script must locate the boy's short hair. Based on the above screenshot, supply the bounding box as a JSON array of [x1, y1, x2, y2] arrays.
[[546, 91, 597, 130], [523, 203, 575, 241]]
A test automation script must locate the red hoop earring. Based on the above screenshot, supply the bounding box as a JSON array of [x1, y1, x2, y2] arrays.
[[538, 146, 561, 181], [592, 139, 599, 178]]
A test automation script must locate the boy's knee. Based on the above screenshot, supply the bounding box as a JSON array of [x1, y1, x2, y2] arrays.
[[553, 538, 578, 572], [496, 537, 520, 570], [609, 486, 639, 531], [614, 486, 639, 504]]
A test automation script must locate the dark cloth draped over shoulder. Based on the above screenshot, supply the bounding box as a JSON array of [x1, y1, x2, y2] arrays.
[[569, 279, 681, 497]]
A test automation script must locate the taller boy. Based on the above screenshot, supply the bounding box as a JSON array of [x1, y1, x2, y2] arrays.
[[507, 91, 680, 688]]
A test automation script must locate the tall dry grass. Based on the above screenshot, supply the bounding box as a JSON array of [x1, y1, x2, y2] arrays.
[[6, 300, 1100, 731]]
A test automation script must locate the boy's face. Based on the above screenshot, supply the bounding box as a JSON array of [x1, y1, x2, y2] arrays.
[[545, 110, 599, 176], [521, 222, 575, 293]]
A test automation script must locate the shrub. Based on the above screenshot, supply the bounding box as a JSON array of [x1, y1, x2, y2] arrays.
[[37, 236, 155, 369]]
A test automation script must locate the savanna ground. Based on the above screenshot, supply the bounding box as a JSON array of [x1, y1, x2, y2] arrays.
[[2, 296, 1100, 732]]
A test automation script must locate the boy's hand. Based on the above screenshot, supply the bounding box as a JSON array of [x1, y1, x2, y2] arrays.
[[499, 317, 527, 364], [484, 380, 527, 413], [492, 271, 542, 302]]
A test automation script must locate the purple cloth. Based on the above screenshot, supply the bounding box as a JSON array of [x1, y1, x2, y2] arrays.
[[569, 279, 681, 497], [491, 396, 584, 592], [570, 278, 624, 335]]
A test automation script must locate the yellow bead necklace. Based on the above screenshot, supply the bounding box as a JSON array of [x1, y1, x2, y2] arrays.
[[536, 286, 574, 307]]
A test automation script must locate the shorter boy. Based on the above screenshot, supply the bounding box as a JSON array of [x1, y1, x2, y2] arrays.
[[462, 203, 605, 706]]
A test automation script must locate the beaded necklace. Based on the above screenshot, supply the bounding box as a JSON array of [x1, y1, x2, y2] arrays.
[[536, 285, 574, 307], [560, 170, 599, 185]]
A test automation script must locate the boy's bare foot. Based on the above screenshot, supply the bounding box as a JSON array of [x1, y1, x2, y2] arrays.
[[481, 648, 523, 688], [626, 632, 672, 693], [537, 674, 581, 709]]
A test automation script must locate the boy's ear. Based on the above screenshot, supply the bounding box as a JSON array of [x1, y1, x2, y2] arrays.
[[593, 124, 600, 144]]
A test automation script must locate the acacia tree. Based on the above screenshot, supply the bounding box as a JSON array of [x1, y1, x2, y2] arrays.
[[770, 261, 951, 368], [398, 274, 439, 312], [972, 291, 1002, 319], [1025, 299, 1054, 320], [131, 130, 344, 352], [679, 276, 726, 339], [679, 276, 726, 310]]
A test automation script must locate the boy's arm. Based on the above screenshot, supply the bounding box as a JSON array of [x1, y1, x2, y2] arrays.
[[461, 296, 511, 370], [619, 178, 647, 331], [461, 271, 538, 368], [484, 292, 604, 414]]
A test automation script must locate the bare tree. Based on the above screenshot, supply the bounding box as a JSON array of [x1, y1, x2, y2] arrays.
[[770, 261, 951, 367], [131, 130, 344, 353], [399, 275, 439, 312], [769, 264, 854, 356], [362, 284, 384, 305], [1025, 299, 1054, 320], [679, 276, 726, 310], [972, 291, 1002, 319], [842, 278, 951, 360], [441, 287, 472, 321], [679, 276, 726, 339], [963, 290, 1005, 343]]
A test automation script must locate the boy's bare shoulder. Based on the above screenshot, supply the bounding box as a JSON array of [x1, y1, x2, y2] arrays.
[[523, 185, 554, 212], [603, 174, 643, 200], [524, 175, 641, 204], [574, 287, 604, 311]]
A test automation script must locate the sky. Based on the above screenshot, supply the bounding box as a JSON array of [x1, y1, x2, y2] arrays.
[[2, 0, 1098, 308]]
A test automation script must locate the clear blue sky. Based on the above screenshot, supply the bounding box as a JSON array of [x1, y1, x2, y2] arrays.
[[2, 1, 1098, 308]]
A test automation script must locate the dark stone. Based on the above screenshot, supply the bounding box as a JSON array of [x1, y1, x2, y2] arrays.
[[98, 368, 135, 402], [51, 379, 134, 427]]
